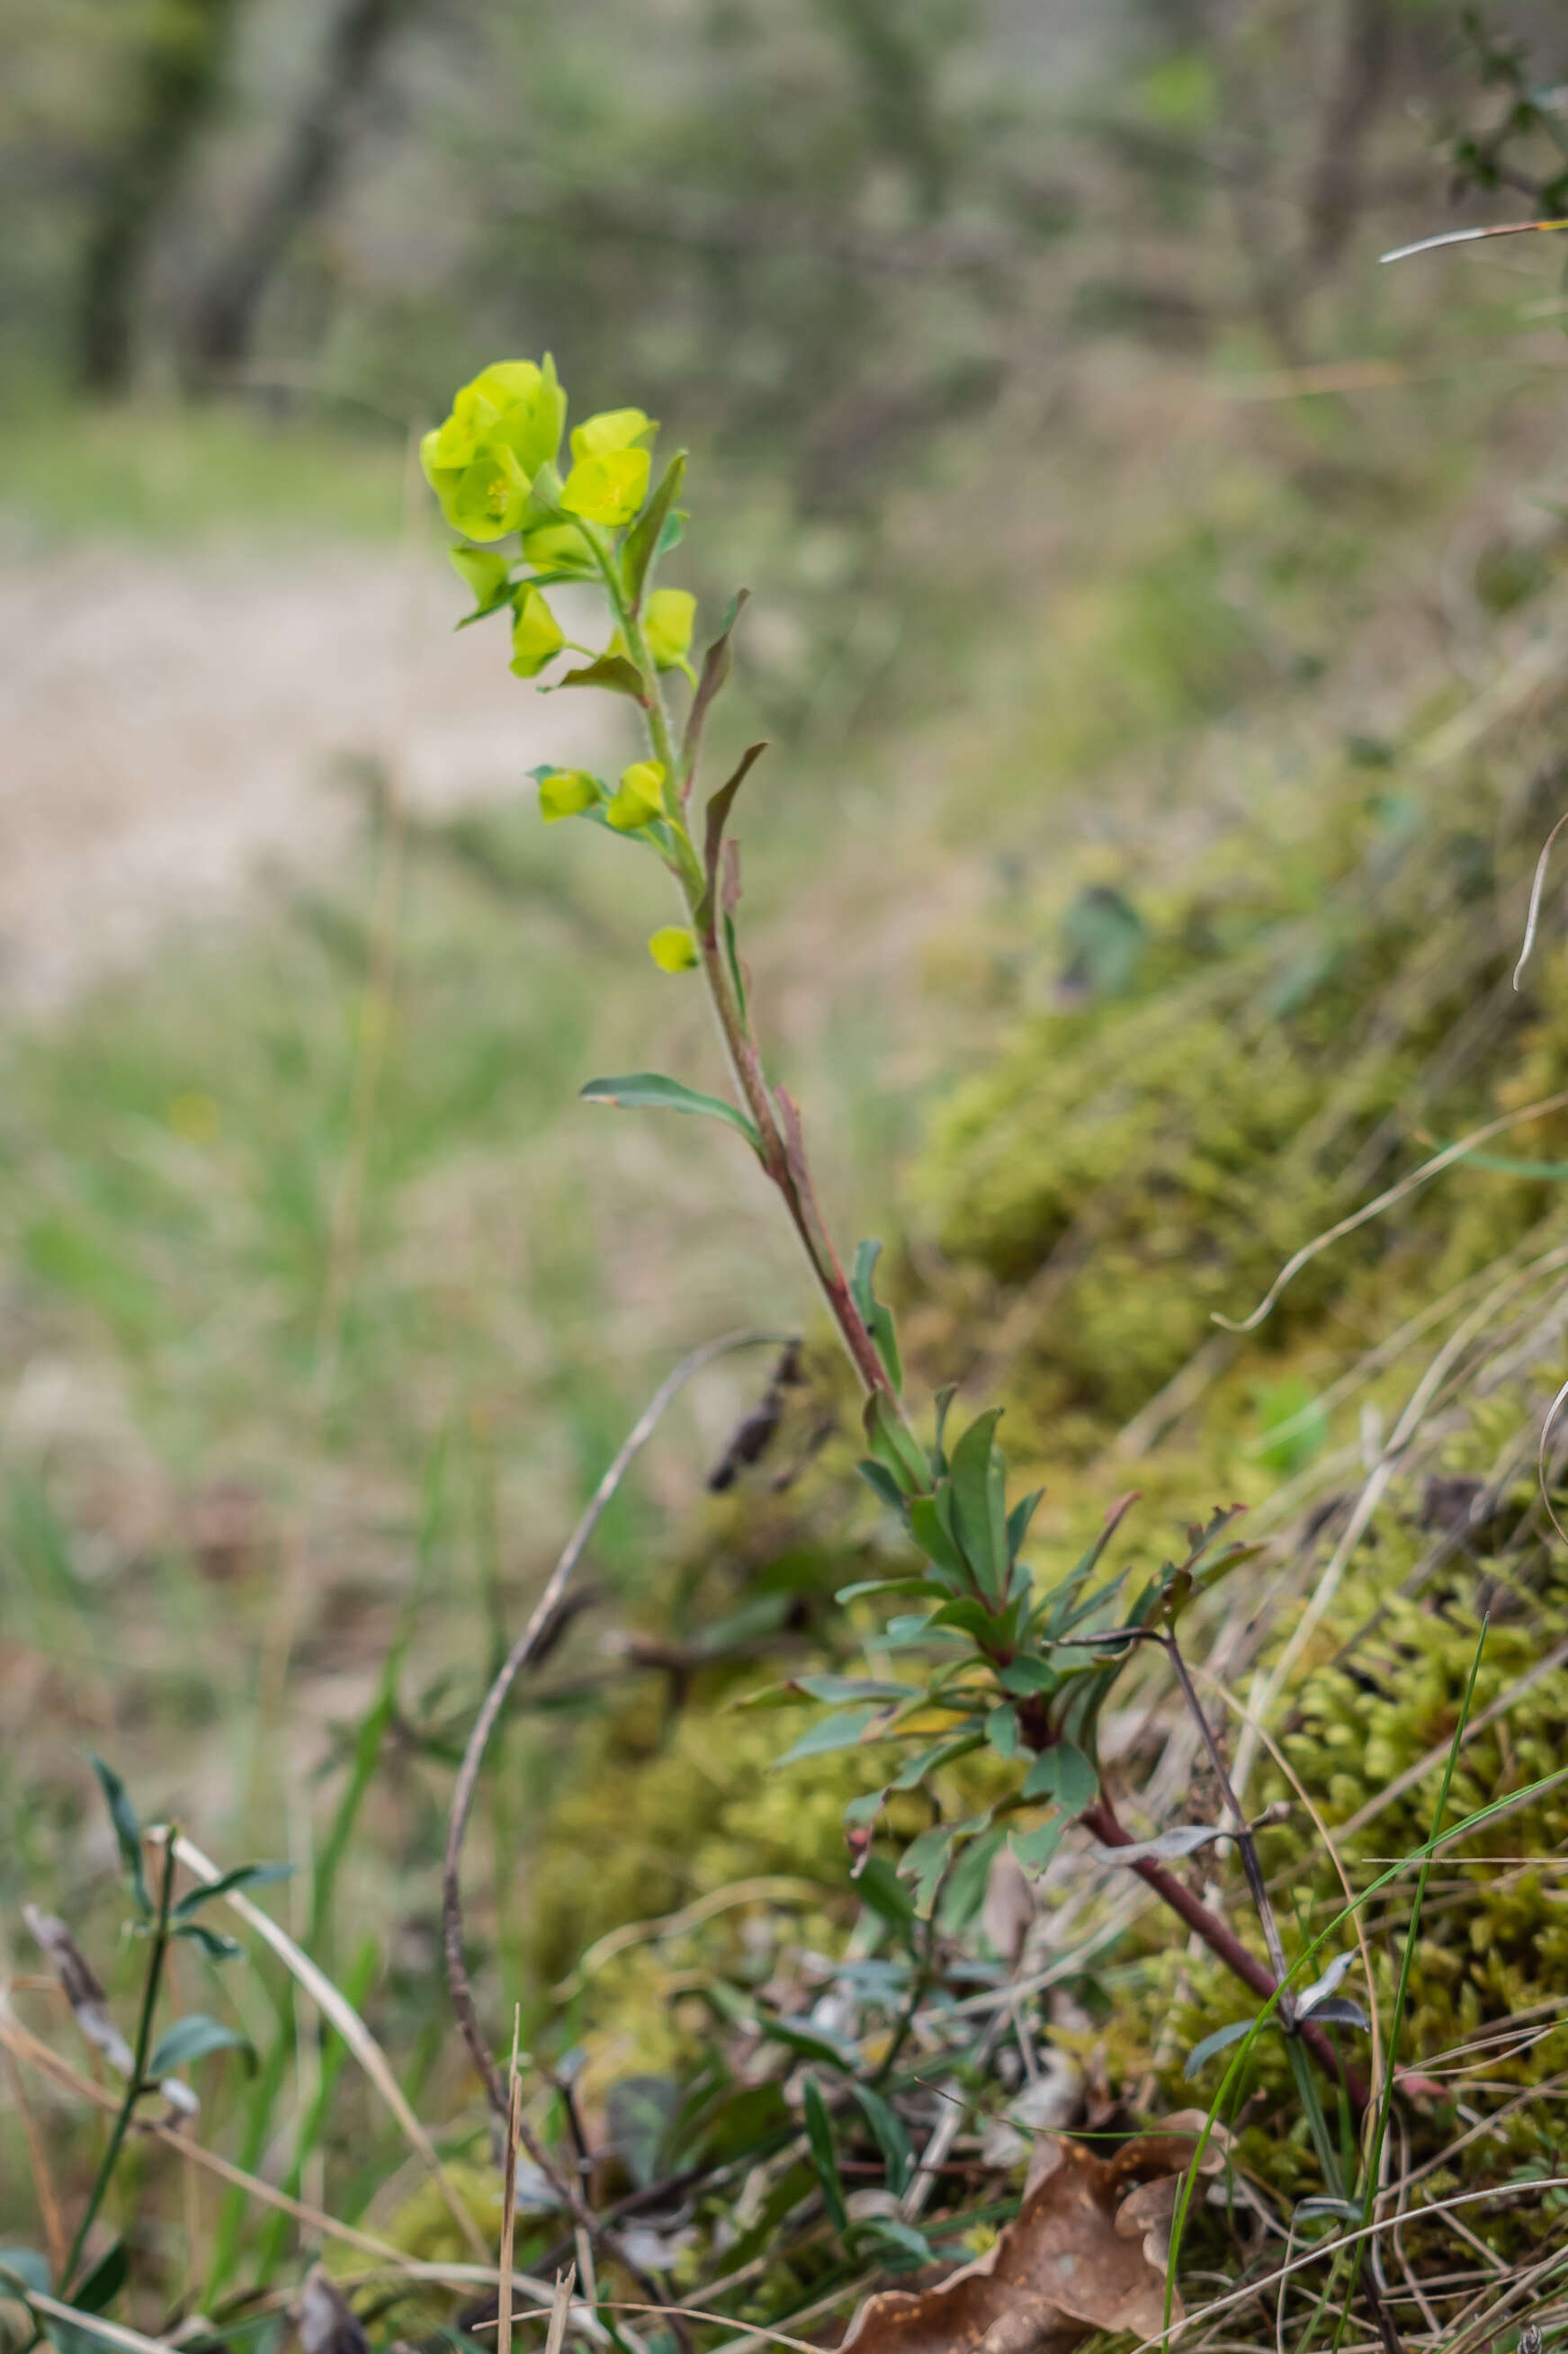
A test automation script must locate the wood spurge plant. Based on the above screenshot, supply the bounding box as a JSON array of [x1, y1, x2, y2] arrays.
[[421, 354, 1375, 2127]]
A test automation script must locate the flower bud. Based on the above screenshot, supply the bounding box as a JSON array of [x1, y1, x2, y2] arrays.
[[644, 587, 696, 671], [648, 926, 700, 971], [605, 759, 667, 831], [510, 586, 565, 676], [538, 770, 601, 823]]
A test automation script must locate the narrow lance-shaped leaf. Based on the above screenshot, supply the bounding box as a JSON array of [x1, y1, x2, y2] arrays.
[[695, 740, 767, 939], [681, 588, 749, 783], [90, 1756, 149, 1919], [148, 2014, 255, 2077], [802, 2077, 849, 2234], [851, 1239, 903, 1394], [948, 1410, 1010, 1602], [579, 1073, 762, 1155], [173, 1862, 292, 1920], [623, 451, 687, 608], [1184, 2018, 1258, 2079], [848, 2081, 914, 2197]]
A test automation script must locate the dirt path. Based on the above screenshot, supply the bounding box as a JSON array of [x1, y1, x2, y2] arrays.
[[0, 539, 620, 1012]]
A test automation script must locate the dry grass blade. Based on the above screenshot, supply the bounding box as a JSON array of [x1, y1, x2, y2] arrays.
[[553, 1875, 825, 1999], [0, 2278, 175, 2354], [1381, 217, 1568, 264], [3, 2035, 68, 2278], [1512, 807, 1568, 988], [545, 2265, 578, 2354], [1118, 2177, 1568, 2354], [499, 2021, 523, 2354], [1214, 1089, 1568, 1335], [169, 1830, 487, 2260]]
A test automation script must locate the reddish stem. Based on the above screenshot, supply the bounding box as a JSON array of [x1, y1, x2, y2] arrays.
[[1081, 1796, 1370, 2111]]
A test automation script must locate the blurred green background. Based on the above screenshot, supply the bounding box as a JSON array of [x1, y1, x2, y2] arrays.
[[7, 0, 1568, 2270]]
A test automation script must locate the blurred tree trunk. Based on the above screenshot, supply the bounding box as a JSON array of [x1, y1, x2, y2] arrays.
[[76, 0, 242, 395], [1305, 0, 1395, 271], [182, 0, 409, 380]]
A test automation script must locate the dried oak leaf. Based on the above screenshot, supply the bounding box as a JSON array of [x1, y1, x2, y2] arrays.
[[839, 2118, 1225, 2354]]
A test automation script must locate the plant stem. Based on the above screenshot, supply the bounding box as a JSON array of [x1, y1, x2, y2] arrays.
[[591, 536, 897, 1407], [64, 1826, 179, 2286], [1165, 1631, 1295, 2015], [1080, 1794, 1369, 2108]]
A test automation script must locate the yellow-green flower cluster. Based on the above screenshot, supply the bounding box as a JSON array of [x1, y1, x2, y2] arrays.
[[423, 359, 692, 693]]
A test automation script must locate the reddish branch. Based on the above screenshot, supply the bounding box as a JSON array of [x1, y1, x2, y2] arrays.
[[1080, 1795, 1372, 2111]]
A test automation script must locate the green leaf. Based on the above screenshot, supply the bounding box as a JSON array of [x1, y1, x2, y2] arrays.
[[862, 1392, 930, 1499], [695, 741, 768, 938], [89, 1756, 149, 1919], [172, 1921, 241, 1962], [1021, 1740, 1098, 1812], [72, 2243, 127, 2317], [940, 1827, 1003, 1931], [774, 1706, 884, 1767], [854, 1852, 915, 1935], [758, 2013, 857, 2072], [554, 652, 647, 702], [889, 1732, 984, 1789], [0, 2251, 51, 2297], [927, 1596, 1006, 1645], [148, 2015, 254, 2077], [986, 1703, 1021, 1760], [793, 1675, 919, 1704], [836, 1577, 952, 1605], [851, 1240, 903, 1394], [848, 2081, 914, 2197], [1009, 1811, 1068, 1872], [948, 1409, 1009, 1602], [930, 1384, 958, 1474], [802, 2078, 848, 2234], [856, 1459, 908, 1514], [1007, 1489, 1044, 1562], [998, 1656, 1058, 1696], [579, 1072, 761, 1154], [897, 1822, 956, 1906], [1184, 2018, 1258, 2079], [173, 1862, 292, 1920], [624, 451, 687, 605], [905, 1495, 966, 1589]]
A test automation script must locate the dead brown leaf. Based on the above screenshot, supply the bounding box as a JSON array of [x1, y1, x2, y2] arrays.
[[839, 2118, 1226, 2354]]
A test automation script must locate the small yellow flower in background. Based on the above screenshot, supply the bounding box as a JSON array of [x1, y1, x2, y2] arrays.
[[169, 1091, 220, 1145], [523, 522, 595, 574], [561, 447, 651, 528], [643, 587, 696, 673], [510, 586, 565, 676], [605, 759, 667, 831], [648, 926, 699, 972], [570, 408, 656, 461], [538, 770, 601, 823]]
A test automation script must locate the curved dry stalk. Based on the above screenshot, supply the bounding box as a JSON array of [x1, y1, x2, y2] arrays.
[[170, 1830, 486, 2263], [1214, 1089, 1568, 1335], [443, 1326, 779, 2115]]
